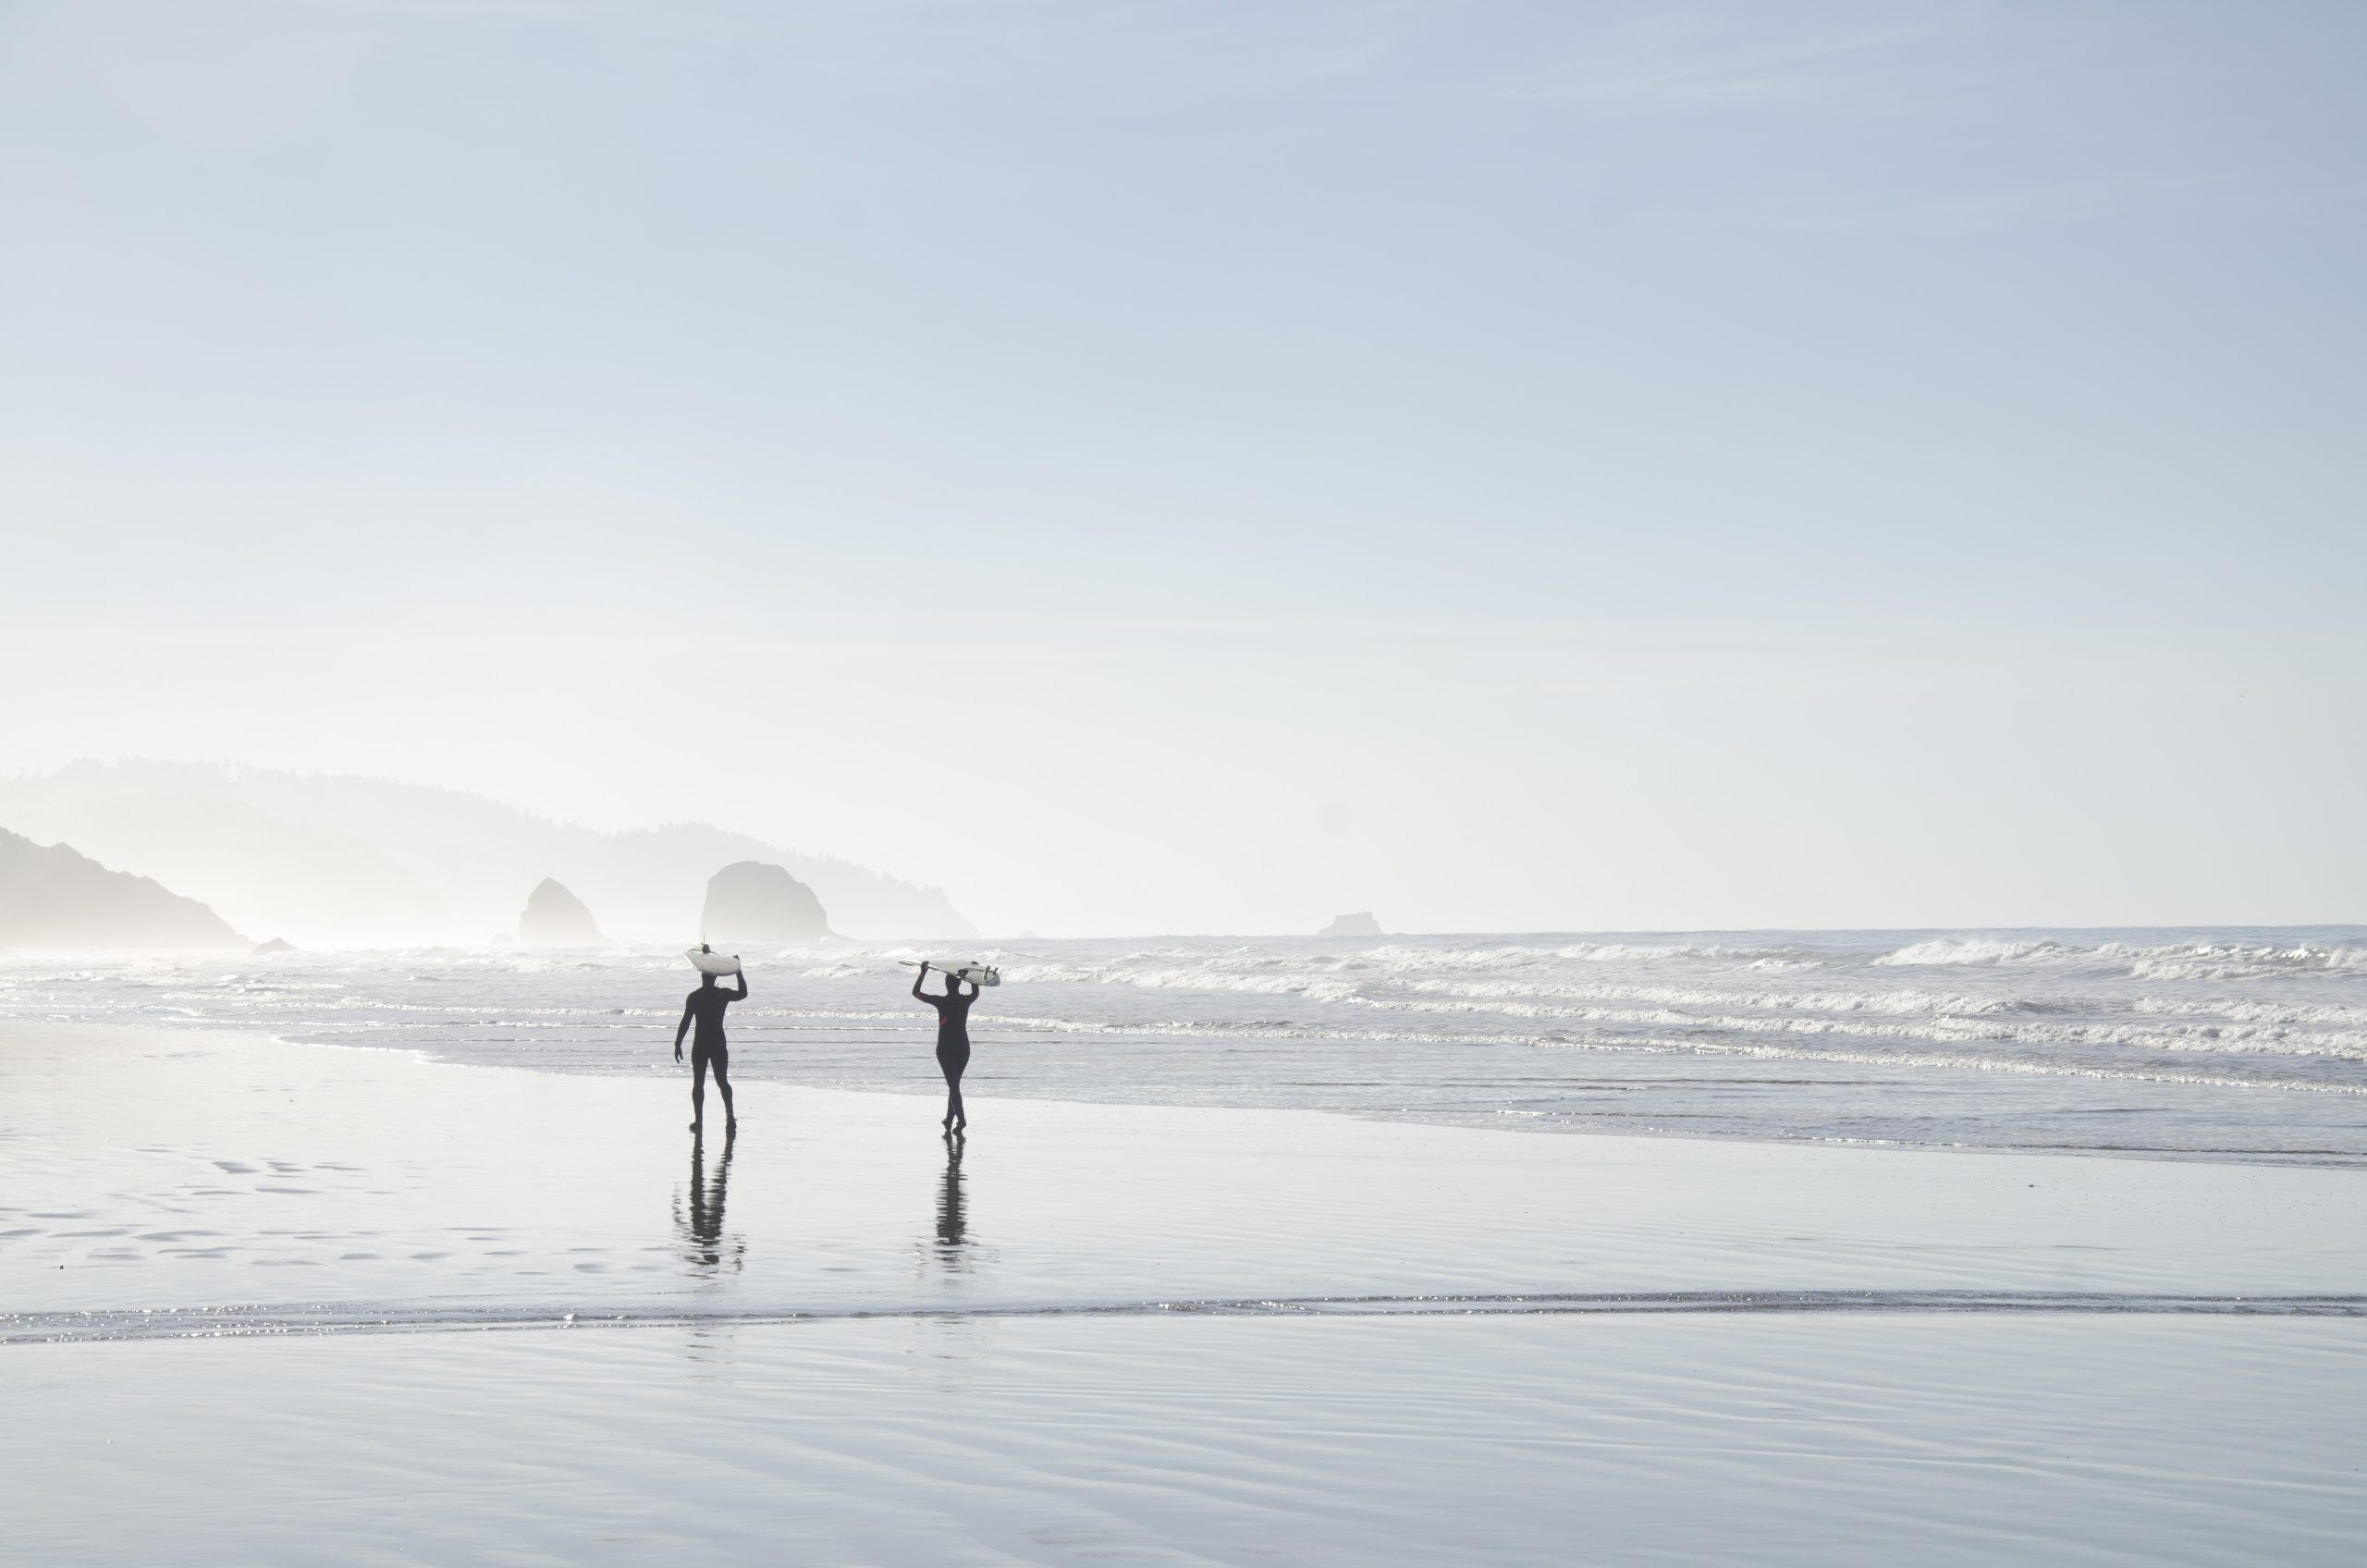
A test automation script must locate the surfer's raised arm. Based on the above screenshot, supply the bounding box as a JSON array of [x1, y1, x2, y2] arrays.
[[727, 967, 748, 1004], [910, 961, 932, 1002]]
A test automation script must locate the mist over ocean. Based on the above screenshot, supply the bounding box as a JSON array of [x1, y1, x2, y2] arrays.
[[11, 926, 2363, 1165], [8, 1, 2365, 1559]]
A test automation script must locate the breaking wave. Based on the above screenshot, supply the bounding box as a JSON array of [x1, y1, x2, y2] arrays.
[[7, 924, 2366, 1164]]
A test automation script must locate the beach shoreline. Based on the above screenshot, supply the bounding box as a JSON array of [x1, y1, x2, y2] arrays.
[[9, 926, 2365, 1169], [6, 1021, 2365, 1333], [6, 1019, 2364, 1562]]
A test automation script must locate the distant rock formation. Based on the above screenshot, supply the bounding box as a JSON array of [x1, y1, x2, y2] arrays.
[[1317, 912, 1383, 937], [252, 937, 297, 955], [702, 861, 828, 944], [518, 877, 607, 946], [0, 761, 975, 944], [0, 828, 246, 949]]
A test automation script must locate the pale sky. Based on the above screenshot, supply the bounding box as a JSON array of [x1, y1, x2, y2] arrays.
[[4, 1, 2361, 935]]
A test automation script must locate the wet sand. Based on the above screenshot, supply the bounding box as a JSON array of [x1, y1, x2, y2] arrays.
[[11, 1315, 2366, 1566], [4, 1023, 2363, 1562]]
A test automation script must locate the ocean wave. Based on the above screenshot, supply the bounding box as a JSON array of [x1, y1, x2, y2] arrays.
[[1862, 937, 2367, 979], [1539, 1035, 2367, 1094], [2124, 944, 2367, 981], [1394, 976, 2021, 1017], [2132, 997, 2367, 1026], [11, 929, 2367, 1160], [1872, 938, 2072, 967]]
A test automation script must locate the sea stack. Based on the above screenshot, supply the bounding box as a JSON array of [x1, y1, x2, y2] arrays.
[[702, 861, 828, 944], [518, 878, 607, 947], [1317, 912, 1384, 937]]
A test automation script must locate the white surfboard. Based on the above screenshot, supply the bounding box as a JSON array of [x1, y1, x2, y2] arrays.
[[901, 960, 1000, 987], [685, 947, 743, 976]]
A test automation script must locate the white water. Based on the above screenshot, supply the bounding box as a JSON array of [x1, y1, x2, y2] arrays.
[[6, 926, 2365, 1164]]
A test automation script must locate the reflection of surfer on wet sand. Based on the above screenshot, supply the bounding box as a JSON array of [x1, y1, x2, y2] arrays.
[[936, 1135, 966, 1251], [675, 1125, 740, 1271]]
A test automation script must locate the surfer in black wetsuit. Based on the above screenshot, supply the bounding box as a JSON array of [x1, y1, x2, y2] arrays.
[[674, 962, 747, 1134], [912, 961, 978, 1134]]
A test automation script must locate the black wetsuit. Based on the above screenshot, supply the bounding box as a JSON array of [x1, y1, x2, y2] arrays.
[[678, 974, 746, 1126], [921, 977, 977, 1127], [684, 980, 742, 1067]]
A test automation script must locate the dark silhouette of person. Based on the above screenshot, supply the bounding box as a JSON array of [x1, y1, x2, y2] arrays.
[[674, 1124, 740, 1271], [936, 1134, 967, 1252], [675, 960, 748, 1134], [911, 961, 978, 1133]]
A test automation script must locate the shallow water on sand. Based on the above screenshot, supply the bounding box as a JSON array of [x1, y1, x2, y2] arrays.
[[6, 926, 2367, 1163], [5, 1027, 2362, 1345], [7, 1025, 2362, 1563]]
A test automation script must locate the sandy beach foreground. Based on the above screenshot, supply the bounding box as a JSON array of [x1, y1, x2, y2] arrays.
[[12, 1314, 2363, 1566], [4, 1023, 2363, 1564]]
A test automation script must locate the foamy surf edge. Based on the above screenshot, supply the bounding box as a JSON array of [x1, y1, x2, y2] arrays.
[[12, 1290, 2367, 1344]]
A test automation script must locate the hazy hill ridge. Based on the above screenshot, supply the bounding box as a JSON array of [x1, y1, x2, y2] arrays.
[[0, 762, 973, 948], [0, 827, 246, 949]]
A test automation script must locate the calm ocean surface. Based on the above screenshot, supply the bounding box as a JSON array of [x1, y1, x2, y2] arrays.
[[7, 928, 2365, 1166]]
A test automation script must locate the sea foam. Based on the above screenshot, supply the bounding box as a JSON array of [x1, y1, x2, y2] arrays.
[[6, 925, 2365, 1163]]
